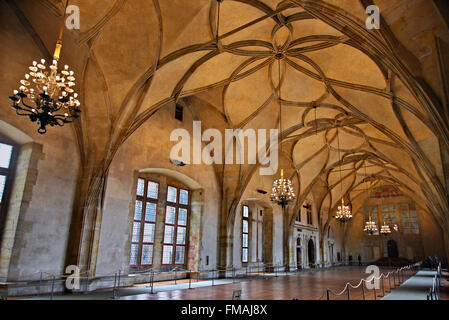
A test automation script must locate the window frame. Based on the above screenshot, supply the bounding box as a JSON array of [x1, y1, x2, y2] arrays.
[[130, 178, 160, 267], [400, 203, 420, 234], [306, 206, 313, 225], [162, 185, 190, 266], [0, 137, 18, 243], [242, 205, 249, 264]]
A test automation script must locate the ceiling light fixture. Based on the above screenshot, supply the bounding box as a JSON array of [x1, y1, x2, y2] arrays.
[[364, 214, 378, 235], [270, 57, 295, 208], [334, 127, 352, 223], [8, 0, 80, 134]]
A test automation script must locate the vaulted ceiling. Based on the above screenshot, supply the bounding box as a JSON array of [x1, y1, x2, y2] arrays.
[[6, 0, 449, 232]]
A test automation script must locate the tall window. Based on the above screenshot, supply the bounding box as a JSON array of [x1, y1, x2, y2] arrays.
[[306, 205, 313, 225], [0, 141, 16, 237], [400, 203, 419, 234], [162, 186, 189, 266], [242, 205, 249, 263], [130, 178, 159, 267], [382, 204, 398, 226], [364, 206, 379, 235]]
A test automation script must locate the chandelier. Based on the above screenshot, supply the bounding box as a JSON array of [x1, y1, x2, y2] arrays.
[[270, 169, 295, 208], [270, 58, 295, 208], [8, 1, 80, 134], [335, 198, 352, 223], [380, 221, 392, 235], [364, 214, 378, 235], [334, 127, 352, 223]]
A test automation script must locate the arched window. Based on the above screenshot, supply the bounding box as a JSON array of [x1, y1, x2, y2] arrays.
[[242, 205, 249, 263], [130, 176, 191, 268], [0, 138, 17, 239], [162, 185, 190, 266]]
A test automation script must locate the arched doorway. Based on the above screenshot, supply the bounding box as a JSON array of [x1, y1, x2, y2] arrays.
[[308, 239, 315, 267], [296, 237, 302, 269], [387, 240, 399, 258]]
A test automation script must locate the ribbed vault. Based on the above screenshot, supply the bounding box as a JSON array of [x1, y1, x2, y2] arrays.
[[12, 0, 449, 270]]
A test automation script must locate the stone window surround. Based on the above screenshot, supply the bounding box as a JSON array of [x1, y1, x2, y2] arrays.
[[126, 171, 203, 272], [0, 140, 43, 282]]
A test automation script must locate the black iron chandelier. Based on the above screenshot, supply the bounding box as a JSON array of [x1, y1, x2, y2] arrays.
[[270, 57, 296, 208], [8, 0, 80, 134]]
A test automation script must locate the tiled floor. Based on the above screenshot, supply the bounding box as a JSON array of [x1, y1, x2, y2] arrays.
[[120, 266, 404, 300], [11, 266, 432, 300]]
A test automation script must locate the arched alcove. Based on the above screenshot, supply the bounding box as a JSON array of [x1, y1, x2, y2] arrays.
[[134, 168, 204, 271]]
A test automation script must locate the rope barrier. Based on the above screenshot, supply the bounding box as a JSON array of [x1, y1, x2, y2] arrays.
[[325, 262, 421, 300]]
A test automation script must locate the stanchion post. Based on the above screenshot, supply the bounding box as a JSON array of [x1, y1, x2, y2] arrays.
[[382, 276, 385, 297], [50, 275, 55, 300], [174, 269, 177, 285], [112, 272, 117, 299], [212, 270, 215, 286], [150, 271, 154, 294], [39, 272, 43, 297], [393, 272, 395, 287], [189, 270, 192, 289], [347, 285, 351, 300], [117, 270, 121, 298], [362, 281, 366, 300], [326, 289, 330, 301], [388, 275, 391, 292], [373, 286, 376, 300]]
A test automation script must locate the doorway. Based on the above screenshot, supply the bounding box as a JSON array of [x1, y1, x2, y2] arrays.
[[387, 240, 399, 258], [308, 239, 315, 267], [296, 237, 302, 269]]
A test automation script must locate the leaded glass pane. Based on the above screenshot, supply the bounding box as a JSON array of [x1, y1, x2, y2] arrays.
[[166, 206, 176, 224], [132, 222, 141, 242], [410, 211, 419, 234], [134, 200, 142, 220], [242, 248, 248, 263], [141, 245, 153, 265], [0, 175, 6, 204], [179, 189, 189, 205], [164, 226, 174, 244], [147, 181, 159, 199], [143, 223, 155, 243], [242, 234, 248, 247], [243, 219, 248, 233], [0, 143, 13, 169], [145, 202, 157, 222], [162, 246, 173, 264], [176, 227, 186, 245], [178, 208, 188, 226], [136, 178, 145, 197], [243, 206, 249, 218], [167, 186, 177, 203], [129, 244, 139, 265], [175, 246, 185, 264]]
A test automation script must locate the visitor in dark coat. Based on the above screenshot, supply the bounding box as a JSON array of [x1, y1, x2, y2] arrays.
[[433, 256, 439, 269], [427, 256, 433, 269]]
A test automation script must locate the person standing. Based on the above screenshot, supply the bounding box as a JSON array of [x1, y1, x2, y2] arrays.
[[433, 255, 439, 270], [358, 254, 362, 266], [427, 256, 433, 269]]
